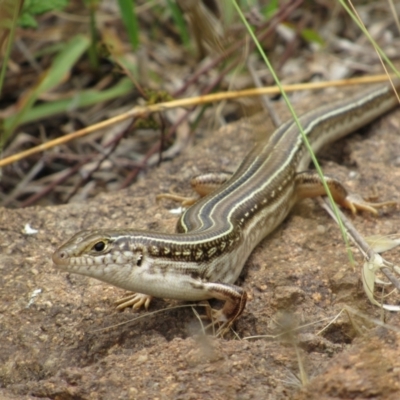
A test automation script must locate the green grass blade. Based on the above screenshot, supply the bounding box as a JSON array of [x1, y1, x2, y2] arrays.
[[117, 0, 139, 50], [86, 0, 100, 69], [232, 0, 354, 264], [0, 0, 22, 153], [3, 77, 134, 130], [166, 0, 190, 48], [0, 0, 22, 96], [338, 0, 400, 79]]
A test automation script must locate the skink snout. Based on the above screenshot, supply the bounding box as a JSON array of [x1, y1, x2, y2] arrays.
[[52, 249, 69, 267]]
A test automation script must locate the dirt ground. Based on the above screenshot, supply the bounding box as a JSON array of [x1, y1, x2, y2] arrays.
[[1, 87, 400, 399]]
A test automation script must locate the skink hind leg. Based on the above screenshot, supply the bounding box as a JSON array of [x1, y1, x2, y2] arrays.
[[114, 292, 153, 311], [295, 171, 397, 215]]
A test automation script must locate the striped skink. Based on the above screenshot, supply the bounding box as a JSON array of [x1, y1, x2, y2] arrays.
[[52, 80, 399, 333]]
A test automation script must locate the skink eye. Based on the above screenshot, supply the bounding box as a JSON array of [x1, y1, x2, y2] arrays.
[[93, 241, 106, 251]]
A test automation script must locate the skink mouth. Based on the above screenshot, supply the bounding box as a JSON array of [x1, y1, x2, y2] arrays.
[[52, 250, 69, 267]]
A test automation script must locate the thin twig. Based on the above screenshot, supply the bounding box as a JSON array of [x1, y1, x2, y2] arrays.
[[317, 197, 400, 292], [0, 75, 393, 169], [247, 58, 281, 127], [173, 0, 304, 96], [20, 156, 91, 207], [64, 118, 140, 202]]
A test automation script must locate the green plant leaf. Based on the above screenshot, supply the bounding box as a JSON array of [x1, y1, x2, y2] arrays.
[[301, 28, 325, 46], [4, 34, 90, 137], [3, 77, 134, 130], [19, 0, 67, 28], [26, 0, 67, 14], [18, 13, 38, 28], [262, 0, 279, 19]]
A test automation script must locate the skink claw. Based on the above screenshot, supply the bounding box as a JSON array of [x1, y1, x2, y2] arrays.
[[114, 293, 153, 311]]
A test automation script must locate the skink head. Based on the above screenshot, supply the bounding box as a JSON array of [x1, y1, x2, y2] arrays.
[[52, 229, 146, 278], [52, 230, 110, 267]]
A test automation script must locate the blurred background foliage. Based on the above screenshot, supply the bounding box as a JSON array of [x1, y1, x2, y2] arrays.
[[0, 0, 398, 207]]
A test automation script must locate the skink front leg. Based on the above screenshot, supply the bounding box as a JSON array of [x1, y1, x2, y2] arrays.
[[116, 172, 235, 313], [157, 172, 232, 206]]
